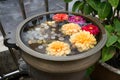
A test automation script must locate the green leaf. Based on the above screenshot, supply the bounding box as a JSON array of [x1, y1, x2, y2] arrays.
[[64, 0, 72, 3], [115, 42, 120, 49], [78, 2, 85, 11], [107, 6, 113, 19], [106, 35, 118, 47], [117, 1, 120, 10], [108, 0, 119, 8], [86, 66, 95, 76], [101, 46, 116, 62], [83, 4, 93, 15], [106, 28, 111, 39], [87, 0, 99, 11], [98, 2, 111, 19], [113, 19, 120, 32], [72, 1, 84, 12], [118, 38, 120, 43], [105, 25, 114, 33], [117, 32, 120, 36]]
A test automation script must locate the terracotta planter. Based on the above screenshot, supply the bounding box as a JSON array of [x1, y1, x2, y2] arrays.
[[16, 11, 107, 80], [91, 62, 120, 80]]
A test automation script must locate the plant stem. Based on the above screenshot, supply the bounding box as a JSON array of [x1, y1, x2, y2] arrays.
[[117, 10, 119, 18], [91, 11, 96, 17], [83, 0, 86, 2], [111, 8, 117, 23]]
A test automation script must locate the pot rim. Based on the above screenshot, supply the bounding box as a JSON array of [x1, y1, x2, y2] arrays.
[[100, 62, 120, 75], [16, 11, 107, 61]]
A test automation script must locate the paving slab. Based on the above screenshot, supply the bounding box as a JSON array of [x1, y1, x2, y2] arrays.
[[0, 0, 65, 35], [0, 0, 65, 79]]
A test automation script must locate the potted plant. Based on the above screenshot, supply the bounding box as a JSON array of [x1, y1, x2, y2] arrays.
[[64, 0, 120, 80], [16, 11, 106, 80]]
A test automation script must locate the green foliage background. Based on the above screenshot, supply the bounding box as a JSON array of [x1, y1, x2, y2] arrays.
[[64, 0, 120, 62]]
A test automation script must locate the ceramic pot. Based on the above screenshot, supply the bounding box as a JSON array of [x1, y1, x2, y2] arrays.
[[16, 11, 107, 80]]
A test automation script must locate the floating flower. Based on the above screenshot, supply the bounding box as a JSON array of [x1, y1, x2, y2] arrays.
[[69, 31, 97, 52], [46, 41, 71, 56], [61, 23, 81, 35], [82, 24, 100, 35], [46, 21, 56, 27], [68, 15, 86, 25], [52, 13, 68, 22]]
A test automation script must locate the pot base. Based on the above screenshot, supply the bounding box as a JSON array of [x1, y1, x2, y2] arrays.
[[29, 66, 90, 80]]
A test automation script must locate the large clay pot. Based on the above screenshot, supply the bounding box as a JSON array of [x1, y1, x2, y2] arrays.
[[16, 11, 107, 80]]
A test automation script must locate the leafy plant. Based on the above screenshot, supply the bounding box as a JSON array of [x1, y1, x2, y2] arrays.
[[64, 0, 120, 62], [64, 0, 72, 3]]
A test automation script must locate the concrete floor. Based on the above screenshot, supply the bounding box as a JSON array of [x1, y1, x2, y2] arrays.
[[0, 0, 65, 36], [0, 0, 65, 79]]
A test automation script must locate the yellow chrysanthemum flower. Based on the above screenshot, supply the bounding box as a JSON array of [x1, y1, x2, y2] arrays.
[[46, 41, 71, 56], [69, 30, 97, 52], [61, 23, 81, 35]]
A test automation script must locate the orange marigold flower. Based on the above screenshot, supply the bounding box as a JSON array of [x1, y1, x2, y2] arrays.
[[46, 41, 71, 56], [61, 23, 81, 35], [69, 31, 97, 52]]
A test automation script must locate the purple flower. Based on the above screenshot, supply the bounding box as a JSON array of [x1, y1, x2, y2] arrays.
[[68, 15, 86, 25]]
